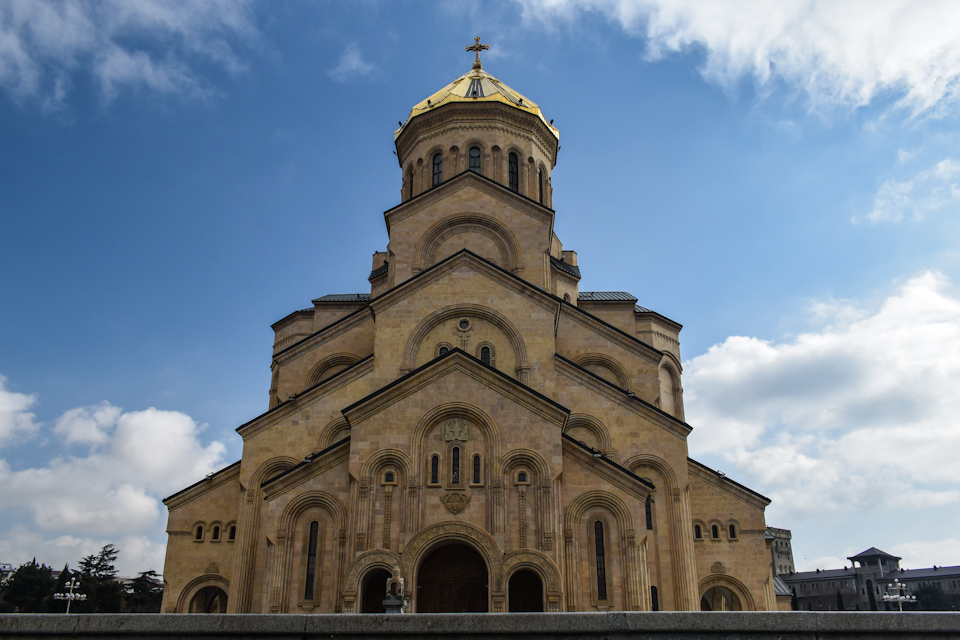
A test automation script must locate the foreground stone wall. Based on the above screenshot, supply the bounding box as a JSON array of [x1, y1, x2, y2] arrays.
[[2, 612, 959, 639]]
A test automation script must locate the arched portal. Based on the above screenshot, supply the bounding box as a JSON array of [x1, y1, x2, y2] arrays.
[[700, 586, 742, 611], [508, 570, 543, 612], [188, 586, 227, 613], [360, 568, 392, 613], [417, 544, 488, 612]]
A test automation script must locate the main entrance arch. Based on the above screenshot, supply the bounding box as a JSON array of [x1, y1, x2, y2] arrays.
[[417, 544, 488, 612]]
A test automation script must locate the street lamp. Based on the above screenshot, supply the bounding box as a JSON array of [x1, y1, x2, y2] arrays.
[[53, 577, 87, 613], [882, 578, 917, 612]]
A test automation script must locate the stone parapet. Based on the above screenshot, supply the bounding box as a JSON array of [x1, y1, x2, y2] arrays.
[[2, 612, 959, 639]]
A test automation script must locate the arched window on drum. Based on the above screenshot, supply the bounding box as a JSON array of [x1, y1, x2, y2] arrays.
[[469, 146, 481, 173]]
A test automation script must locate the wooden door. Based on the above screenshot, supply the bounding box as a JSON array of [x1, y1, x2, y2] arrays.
[[417, 544, 488, 612]]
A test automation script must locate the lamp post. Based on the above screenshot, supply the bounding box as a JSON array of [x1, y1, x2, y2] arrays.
[[53, 576, 87, 613], [882, 578, 916, 612]]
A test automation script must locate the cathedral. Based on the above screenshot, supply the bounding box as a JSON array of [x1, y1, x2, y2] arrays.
[[161, 41, 786, 614]]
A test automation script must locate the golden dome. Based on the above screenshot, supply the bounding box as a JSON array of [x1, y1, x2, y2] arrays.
[[395, 66, 559, 142]]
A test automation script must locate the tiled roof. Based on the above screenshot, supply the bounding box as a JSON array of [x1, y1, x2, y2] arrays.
[[578, 291, 638, 302], [550, 255, 581, 279], [635, 305, 651, 313], [312, 293, 371, 303], [368, 262, 389, 280]]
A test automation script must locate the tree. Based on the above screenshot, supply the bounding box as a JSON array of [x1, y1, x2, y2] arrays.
[[78, 544, 123, 613], [126, 570, 163, 613], [906, 584, 960, 612], [0, 560, 56, 613]]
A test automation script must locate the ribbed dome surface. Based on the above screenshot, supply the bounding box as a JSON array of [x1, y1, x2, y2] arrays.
[[395, 67, 559, 142]]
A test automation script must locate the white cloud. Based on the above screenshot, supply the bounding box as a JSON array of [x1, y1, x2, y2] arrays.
[[328, 44, 375, 83], [863, 158, 960, 223], [684, 271, 960, 517], [0, 386, 227, 576], [515, 0, 960, 117], [0, 374, 39, 445], [0, 0, 257, 108]]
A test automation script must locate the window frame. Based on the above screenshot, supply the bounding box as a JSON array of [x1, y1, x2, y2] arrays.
[[432, 152, 443, 187], [508, 152, 519, 192]]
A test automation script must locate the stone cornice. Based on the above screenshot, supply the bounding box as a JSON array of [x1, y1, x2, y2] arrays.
[[383, 169, 554, 232], [342, 349, 569, 428], [562, 436, 653, 499], [369, 249, 558, 316], [236, 357, 374, 441], [395, 102, 558, 168], [163, 460, 241, 509], [688, 458, 771, 509], [273, 307, 374, 366], [560, 301, 662, 364], [261, 440, 350, 501], [554, 355, 692, 440]]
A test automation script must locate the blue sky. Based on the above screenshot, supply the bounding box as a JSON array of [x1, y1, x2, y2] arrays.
[[2, 0, 960, 577]]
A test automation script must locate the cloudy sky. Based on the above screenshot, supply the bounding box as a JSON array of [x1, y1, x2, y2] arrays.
[[2, 0, 960, 578]]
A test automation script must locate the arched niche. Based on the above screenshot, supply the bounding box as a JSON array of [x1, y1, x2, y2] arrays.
[[699, 574, 756, 611], [573, 353, 630, 389], [563, 414, 612, 455], [415, 214, 522, 273], [175, 574, 230, 613], [401, 304, 528, 381], [308, 353, 363, 387]]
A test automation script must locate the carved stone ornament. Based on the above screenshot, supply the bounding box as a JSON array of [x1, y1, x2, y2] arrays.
[[442, 417, 470, 442], [205, 562, 219, 574], [711, 561, 726, 574], [440, 492, 471, 514]]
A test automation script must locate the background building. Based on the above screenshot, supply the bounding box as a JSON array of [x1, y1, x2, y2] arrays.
[[782, 547, 960, 611]]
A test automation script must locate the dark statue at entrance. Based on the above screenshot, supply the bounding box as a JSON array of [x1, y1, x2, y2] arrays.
[[417, 544, 488, 612]]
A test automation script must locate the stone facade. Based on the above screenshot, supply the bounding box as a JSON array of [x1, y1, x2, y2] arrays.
[[161, 54, 778, 614]]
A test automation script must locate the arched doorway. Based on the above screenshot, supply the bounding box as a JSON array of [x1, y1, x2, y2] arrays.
[[360, 569, 392, 613], [417, 543, 488, 612], [188, 586, 227, 613], [508, 570, 543, 612], [700, 585, 742, 611]]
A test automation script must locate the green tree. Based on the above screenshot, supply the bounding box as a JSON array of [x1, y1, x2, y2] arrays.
[[125, 570, 163, 613], [906, 584, 960, 611], [0, 560, 56, 613], [77, 544, 123, 613]]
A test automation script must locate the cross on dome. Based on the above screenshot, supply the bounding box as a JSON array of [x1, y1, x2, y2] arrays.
[[466, 36, 489, 70]]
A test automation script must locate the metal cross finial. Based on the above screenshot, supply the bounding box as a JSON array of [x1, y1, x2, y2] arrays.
[[466, 36, 489, 70]]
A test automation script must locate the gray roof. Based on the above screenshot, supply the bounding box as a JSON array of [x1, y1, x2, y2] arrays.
[[849, 547, 900, 561], [368, 262, 389, 280], [782, 568, 855, 582], [773, 575, 793, 597], [312, 293, 371, 303], [783, 564, 960, 582], [579, 291, 638, 302], [891, 565, 960, 580], [550, 255, 581, 279]]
